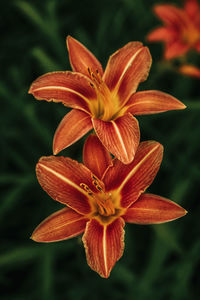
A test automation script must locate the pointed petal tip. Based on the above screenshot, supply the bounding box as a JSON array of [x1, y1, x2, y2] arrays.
[[100, 272, 110, 279], [28, 84, 34, 94], [52, 141, 60, 155], [183, 209, 188, 216], [53, 148, 59, 155], [28, 87, 32, 94], [30, 232, 39, 242], [53, 150, 59, 155], [178, 102, 187, 110], [66, 35, 73, 45]]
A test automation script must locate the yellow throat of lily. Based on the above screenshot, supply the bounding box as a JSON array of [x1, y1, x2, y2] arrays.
[[88, 68, 121, 121]]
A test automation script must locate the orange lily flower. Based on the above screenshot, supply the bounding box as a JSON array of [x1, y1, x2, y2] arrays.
[[29, 36, 185, 164], [179, 64, 200, 78], [147, 0, 200, 59], [31, 135, 187, 278]]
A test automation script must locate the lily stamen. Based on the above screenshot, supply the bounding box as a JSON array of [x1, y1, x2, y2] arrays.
[[88, 67, 115, 121]]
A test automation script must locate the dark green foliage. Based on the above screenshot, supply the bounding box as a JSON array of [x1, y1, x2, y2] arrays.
[[1, 0, 200, 299]]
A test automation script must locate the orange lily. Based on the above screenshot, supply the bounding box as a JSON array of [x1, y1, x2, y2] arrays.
[[29, 36, 185, 164], [147, 0, 200, 59], [178, 64, 200, 78], [32, 135, 187, 278]]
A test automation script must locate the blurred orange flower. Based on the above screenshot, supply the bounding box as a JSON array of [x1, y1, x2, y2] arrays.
[[147, 0, 200, 59], [29, 36, 185, 164], [179, 64, 200, 78], [32, 135, 187, 278]]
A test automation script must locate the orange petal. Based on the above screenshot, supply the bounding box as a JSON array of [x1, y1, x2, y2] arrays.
[[123, 193, 187, 224], [153, 5, 188, 28], [103, 43, 152, 106], [103, 141, 163, 208], [53, 109, 92, 155], [82, 218, 125, 278], [29, 71, 96, 113], [184, 0, 199, 19], [67, 36, 103, 77], [36, 156, 97, 215], [93, 114, 140, 164], [195, 41, 200, 52], [178, 64, 200, 79], [164, 40, 190, 59], [147, 27, 176, 42], [125, 90, 186, 115], [83, 134, 112, 180], [31, 207, 89, 242]]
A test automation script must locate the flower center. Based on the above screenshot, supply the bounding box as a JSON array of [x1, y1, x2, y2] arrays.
[[182, 25, 200, 46], [80, 175, 116, 217], [88, 68, 118, 121]]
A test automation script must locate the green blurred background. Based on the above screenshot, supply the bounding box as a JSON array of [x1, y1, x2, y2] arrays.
[[1, 0, 200, 299]]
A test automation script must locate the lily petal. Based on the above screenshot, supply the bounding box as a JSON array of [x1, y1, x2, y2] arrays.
[[165, 40, 190, 59], [125, 90, 186, 115], [93, 113, 140, 164], [178, 64, 200, 79], [36, 156, 97, 215], [153, 5, 188, 28], [83, 134, 112, 180], [123, 193, 187, 224], [147, 27, 176, 42], [184, 0, 199, 19], [195, 41, 200, 52], [103, 141, 163, 208], [67, 36, 103, 77], [53, 109, 93, 155], [103, 43, 152, 106], [31, 207, 89, 242], [29, 71, 96, 113], [82, 218, 125, 278]]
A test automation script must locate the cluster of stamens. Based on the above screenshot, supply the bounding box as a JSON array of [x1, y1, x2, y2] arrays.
[[87, 68, 115, 121], [80, 175, 115, 217]]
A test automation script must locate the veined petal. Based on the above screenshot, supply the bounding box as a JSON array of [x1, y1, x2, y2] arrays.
[[31, 207, 89, 242], [29, 71, 96, 113], [67, 36, 103, 77], [103, 42, 143, 90], [53, 109, 93, 155], [93, 114, 140, 164], [103, 43, 152, 106], [179, 64, 200, 79], [36, 156, 98, 215], [123, 193, 187, 224], [82, 218, 125, 278], [164, 40, 190, 59], [103, 141, 163, 208], [117, 47, 152, 106], [153, 5, 188, 28], [125, 90, 186, 115], [147, 27, 177, 42], [83, 134, 112, 180]]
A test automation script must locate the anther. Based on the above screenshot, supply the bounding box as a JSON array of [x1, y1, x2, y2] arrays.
[[88, 67, 91, 76], [80, 183, 93, 196], [92, 175, 98, 181]]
